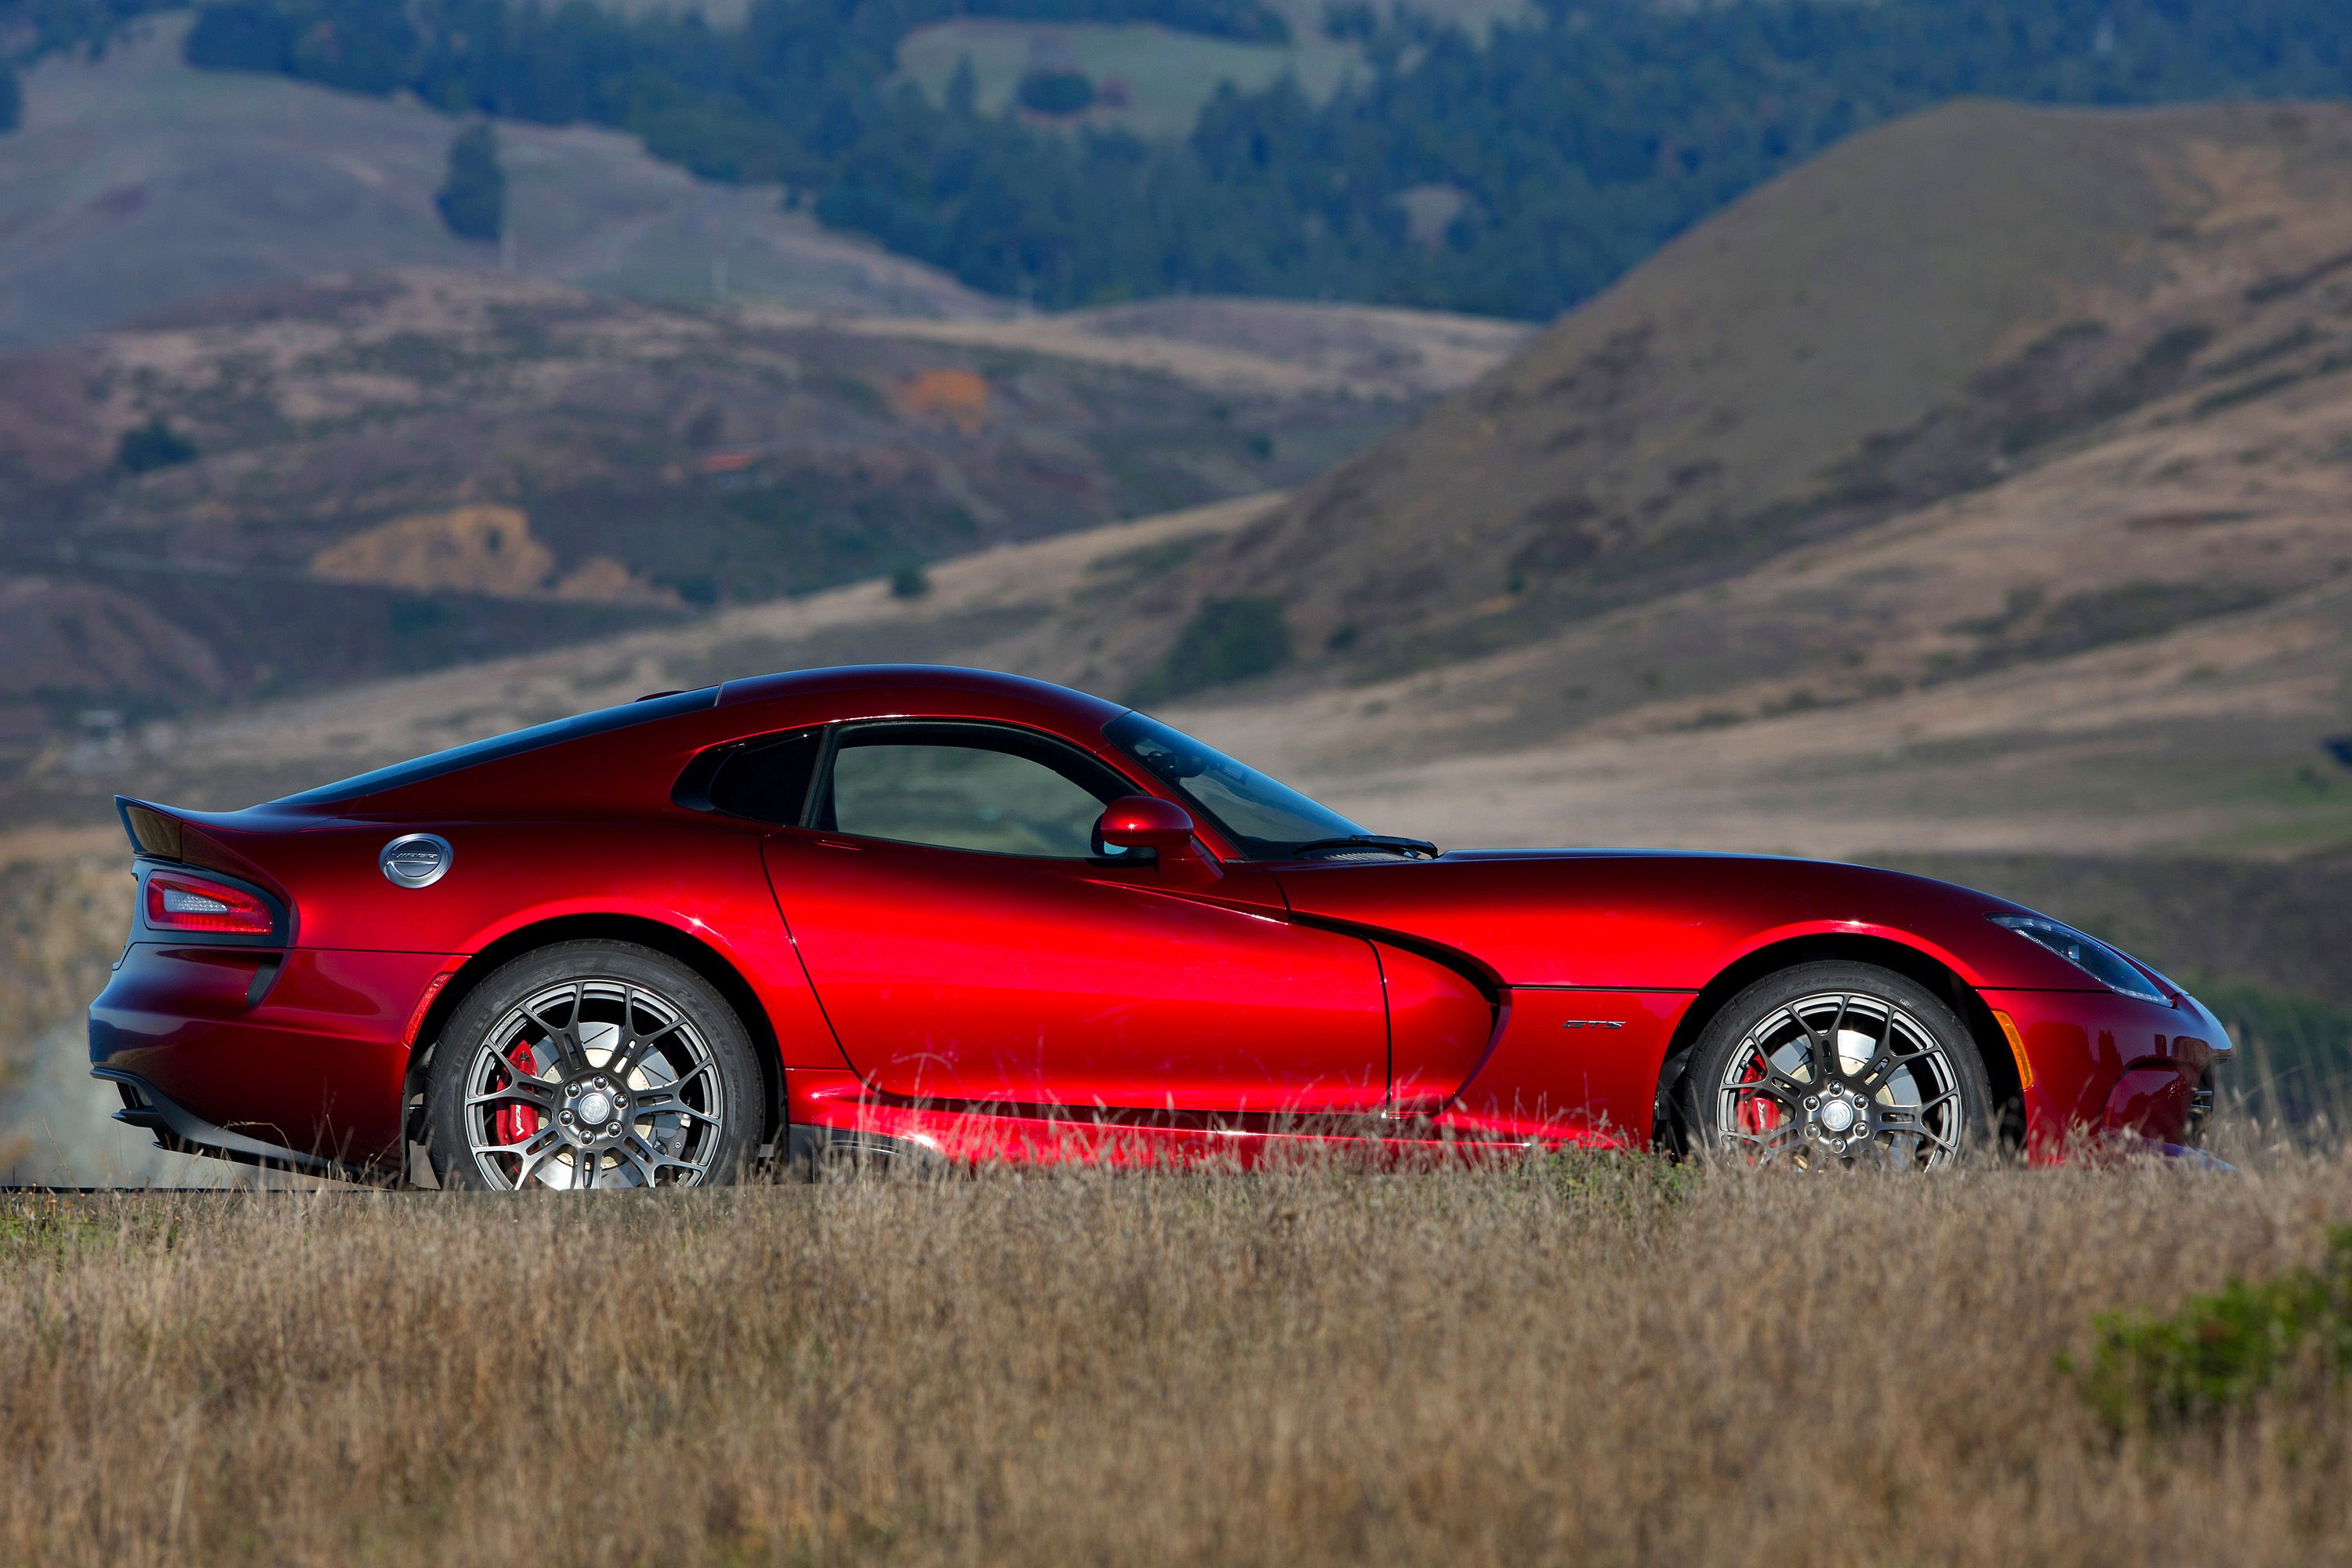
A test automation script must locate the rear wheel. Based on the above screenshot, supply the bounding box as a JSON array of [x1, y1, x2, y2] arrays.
[[1675, 961, 1992, 1171], [423, 942, 761, 1190]]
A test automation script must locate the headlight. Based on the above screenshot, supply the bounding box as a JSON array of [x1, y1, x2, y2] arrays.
[[1987, 915, 2169, 1004]]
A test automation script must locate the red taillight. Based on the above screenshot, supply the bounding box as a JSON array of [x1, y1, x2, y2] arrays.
[[144, 871, 274, 936]]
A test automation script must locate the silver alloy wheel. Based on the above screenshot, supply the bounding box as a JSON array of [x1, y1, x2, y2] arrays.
[[1714, 989, 1964, 1170], [462, 978, 728, 1189]]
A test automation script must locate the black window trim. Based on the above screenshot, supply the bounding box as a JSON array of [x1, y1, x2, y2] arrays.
[[671, 725, 826, 822]]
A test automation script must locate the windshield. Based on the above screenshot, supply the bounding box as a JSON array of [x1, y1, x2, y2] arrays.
[[1104, 711, 1368, 859]]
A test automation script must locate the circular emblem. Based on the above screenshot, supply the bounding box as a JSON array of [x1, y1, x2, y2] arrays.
[[379, 833, 453, 889]]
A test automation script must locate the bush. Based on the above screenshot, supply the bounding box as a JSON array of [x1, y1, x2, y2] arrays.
[[889, 561, 931, 599], [1131, 595, 1290, 701], [1015, 69, 1095, 117], [436, 122, 504, 243], [2073, 1225, 2352, 1433], [115, 417, 196, 474], [0, 65, 20, 136]]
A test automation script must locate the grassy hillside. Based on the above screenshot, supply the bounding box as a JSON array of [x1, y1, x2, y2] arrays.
[[1094, 98, 2352, 698], [0, 267, 1515, 762], [0, 16, 996, 347]]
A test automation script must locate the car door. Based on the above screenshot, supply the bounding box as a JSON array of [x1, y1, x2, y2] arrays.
[[750, 720, 1390, 1116]]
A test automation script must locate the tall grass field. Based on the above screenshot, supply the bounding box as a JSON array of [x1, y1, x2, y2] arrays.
[[5, 1145, 2352, 1565]]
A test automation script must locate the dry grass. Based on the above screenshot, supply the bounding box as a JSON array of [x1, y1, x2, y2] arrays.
[[0, 852, 121, 1089], [4, 1148, 2352, 1566]]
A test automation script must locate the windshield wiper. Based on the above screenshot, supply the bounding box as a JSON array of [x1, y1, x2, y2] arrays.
[[1287, 834, 1441, 860]]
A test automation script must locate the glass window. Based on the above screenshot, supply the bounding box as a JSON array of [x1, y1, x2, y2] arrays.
[[702, 731, 822, 824], [823, 730, 1121, 858], [1104, 711, 1367, 859]]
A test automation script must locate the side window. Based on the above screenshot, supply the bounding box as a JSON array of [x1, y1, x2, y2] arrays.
[[818, 727, 1126, 858], [692, 730, 822, 824]]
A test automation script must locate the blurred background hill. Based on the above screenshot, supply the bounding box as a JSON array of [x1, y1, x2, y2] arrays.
[[2, 0, 2350, 1171]]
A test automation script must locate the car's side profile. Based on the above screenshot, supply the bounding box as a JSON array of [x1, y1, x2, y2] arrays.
[[89, 666, 2231, 1186]]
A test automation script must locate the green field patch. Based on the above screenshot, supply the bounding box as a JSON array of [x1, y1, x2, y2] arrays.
[[895, 19, 1359, 137]]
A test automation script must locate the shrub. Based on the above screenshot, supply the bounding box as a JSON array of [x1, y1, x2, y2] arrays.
[[1131, 595, 1291, 702], [437, 122, 504, 243], [889, 561, 931, 599], [2073, 1225, 2352, 1433], [115, 417, 196, 474], [1015, 69, 1095, 117]]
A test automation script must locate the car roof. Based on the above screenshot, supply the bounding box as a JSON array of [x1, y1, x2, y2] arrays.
[[717, 665, 1129, 734], [260, 666, 1134, 816]]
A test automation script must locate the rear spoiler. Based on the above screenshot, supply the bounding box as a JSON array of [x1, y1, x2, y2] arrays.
[[114, 797, 296, 933], [117, 797, 187, 860]]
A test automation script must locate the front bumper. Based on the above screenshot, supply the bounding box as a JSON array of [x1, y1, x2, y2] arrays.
[[1986, 985, 2233, 1159]]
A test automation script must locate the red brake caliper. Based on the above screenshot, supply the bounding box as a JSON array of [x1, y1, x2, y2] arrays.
[[495, 1039, 541, 1146], [1735, 1058, 1781, 1137]]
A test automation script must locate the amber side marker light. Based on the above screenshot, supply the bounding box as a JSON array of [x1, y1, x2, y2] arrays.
[[1991, 1009, 2034, 1091], [145, 870, 274, 936], [401, 972, 455, 1048]]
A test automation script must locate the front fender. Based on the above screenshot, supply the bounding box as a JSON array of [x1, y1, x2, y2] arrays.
[[1271, 852, 2096, 991]]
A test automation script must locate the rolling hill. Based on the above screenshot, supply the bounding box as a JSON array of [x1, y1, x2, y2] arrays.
[[0, 263, 1523, 762], [7, 97, 2349, 849], [1077, 97, 2352, 708], [0, 16, 996, 347]]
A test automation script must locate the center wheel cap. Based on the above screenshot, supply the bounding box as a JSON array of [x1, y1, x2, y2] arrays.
[[576, 1089, 615, 1126], [1818, 1097, 1857, 1134]]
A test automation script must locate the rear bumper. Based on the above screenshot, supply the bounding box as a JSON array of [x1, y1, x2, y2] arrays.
[[88, 942, 457, 1171], [1987, 985, 2233, 1159], [96, 1069, 350, 1177]]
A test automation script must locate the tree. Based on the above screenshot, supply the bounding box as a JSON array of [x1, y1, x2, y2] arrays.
[[1015, 69, 1094, 116], [117, 417, 197, 474], [0, 65, 20, 136], [1131, 595, 1290, 700], [436, 122, 504, 242]]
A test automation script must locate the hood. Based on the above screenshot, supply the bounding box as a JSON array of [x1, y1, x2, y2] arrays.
[[1268, 849, 2072, 991]]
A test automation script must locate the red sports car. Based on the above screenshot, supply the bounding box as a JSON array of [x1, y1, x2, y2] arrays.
[[89, 665, 2230, 1187]]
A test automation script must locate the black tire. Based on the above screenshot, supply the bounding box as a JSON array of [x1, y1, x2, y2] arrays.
[[1674, 960, 1994, 1171], [423, 941, 762, 1189]]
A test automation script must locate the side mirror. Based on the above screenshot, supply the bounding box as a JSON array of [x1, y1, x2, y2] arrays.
[[1094, 796, 1218, 881]]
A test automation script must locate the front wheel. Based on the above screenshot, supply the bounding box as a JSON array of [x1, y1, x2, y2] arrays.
[[1675, 961, 1994, 1171], [423, 942, 762, 1189]]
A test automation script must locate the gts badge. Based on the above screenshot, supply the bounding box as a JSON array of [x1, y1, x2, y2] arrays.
[[1559, 1019, 1624, 1029]]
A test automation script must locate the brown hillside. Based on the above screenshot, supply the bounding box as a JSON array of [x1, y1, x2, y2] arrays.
[[0, 266, 1483, 759], [1101, 98, 2352, 692]]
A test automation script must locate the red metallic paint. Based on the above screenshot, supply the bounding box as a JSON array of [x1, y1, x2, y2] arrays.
[[93, 944, 453, 1161], [86, 665, 2234, 1177], [766, 834, 1388, 1112], [1372, 943, 1497, 1115], [1985, 986, 2227, 1158], [1433, 989, 1694, 1148]]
